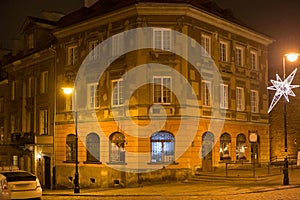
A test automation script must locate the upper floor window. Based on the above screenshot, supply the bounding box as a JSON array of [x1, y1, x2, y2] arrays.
[[67, 45, 78, 65], [88, 40, 100, 61], [153, 28, 171, 51], [201, 34, 211, 57], [66, 134, 76, 162], [87, 83, 99, 109], [250, 50, 258, 70], [202, 80, 212, 107], [219, 41, 228, 62], [112, 33, 124, 57], [151, 131, 175, 163], [0, 97, 4, 113], [11, 81, 17, 101], [112, 79, 124, 106], [27, 33, 34, 49], [236, 87, 245, 111], [27, 77, 34, 98], [153, 76, 171, 104], [86, 133, 100, 163], [220, 84, 228, 109], [40, 71, 48, 94], [235, 46, 244, 66], [39, 108, 48, 135], [251, 90, 259, 113]]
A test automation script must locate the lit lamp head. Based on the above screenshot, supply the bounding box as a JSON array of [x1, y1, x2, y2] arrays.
[[62, 87, 73, 95], [285, 53, 300, 62]]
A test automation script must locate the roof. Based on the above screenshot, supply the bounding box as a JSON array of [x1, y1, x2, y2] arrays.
[[57, 0, 246, 28]]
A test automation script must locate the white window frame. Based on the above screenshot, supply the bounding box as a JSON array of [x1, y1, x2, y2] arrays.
[[87, 83, 99, 109], [39, 109, 48, 135], [251, 90, 259, 113], [88, 40, 100, 61], [153, 28, 172, 51], [219, 41, 228, 62], [67, 45, 78, 65], [202, 80, 212, 107], [250, 50, 258, 70], [235, 46, 244, 66], [153, 76, 172, 104], [201, 34, 211, 57], [220, 84, 228, 109], [236, 87, 245, 111], [40, 71, 48, 94], [112, 33, 124, 57], [112, 79, 124, 107]]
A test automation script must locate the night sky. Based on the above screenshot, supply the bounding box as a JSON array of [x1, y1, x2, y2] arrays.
[[1, 0, 300, 71]]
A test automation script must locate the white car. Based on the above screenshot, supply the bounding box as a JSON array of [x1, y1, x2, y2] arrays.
[[0, 168, 42, 199]]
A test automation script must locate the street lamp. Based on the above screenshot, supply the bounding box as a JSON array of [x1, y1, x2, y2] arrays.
[[62, 85, 80, 193], [282, 52, 299, 185]]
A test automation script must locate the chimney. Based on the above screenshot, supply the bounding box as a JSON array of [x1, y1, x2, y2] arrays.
[[85, 0, 99, 7]]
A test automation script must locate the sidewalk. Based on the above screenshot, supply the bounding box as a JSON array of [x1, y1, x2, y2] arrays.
[[43, 168, 300, 197]]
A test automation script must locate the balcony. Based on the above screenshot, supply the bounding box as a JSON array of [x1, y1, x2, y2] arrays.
[[11, 132, 34, 146]]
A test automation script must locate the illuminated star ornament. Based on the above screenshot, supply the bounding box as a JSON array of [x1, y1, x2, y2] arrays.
[[267, 68, 299, 113]]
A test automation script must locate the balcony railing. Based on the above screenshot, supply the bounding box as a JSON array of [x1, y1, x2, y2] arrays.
[[11, 132, 34, 146]]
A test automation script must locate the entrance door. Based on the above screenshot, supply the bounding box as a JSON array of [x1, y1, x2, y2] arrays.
[[44, 156, 51, 189], [202, 132, 214, 172], [251, 143, 259, 166]]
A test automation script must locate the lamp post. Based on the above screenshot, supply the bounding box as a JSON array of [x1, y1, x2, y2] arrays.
[[282, 53, 299, 185], [62, 86, 80, 193]]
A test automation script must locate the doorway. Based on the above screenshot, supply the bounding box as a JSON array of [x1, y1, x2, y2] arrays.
[[44, 156, 51, 189]]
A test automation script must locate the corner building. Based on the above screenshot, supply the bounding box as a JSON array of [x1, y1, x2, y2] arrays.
[[53, 0, 273, 188]]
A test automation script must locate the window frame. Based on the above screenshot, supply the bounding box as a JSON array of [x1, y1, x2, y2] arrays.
[[153, 76, 172, 104], [250, 90, 259, 113], [39, 108, 48, 135], [111, 79, 124, 107], [112, 33, 124, 57], [236, 133, 247, 160], [150, 131, 175, 163], [236, 87, 245, 111], [87, 83, 100, 109], [220, 83, 228, 109], [153, 28, 172, 51], [86, 133, 100, 163], [250, 50, 258, 70], [219, 40, 229, 62], [67, 44, 78, 66], [220, 133, 231, 160], [235, 46, 244, 66], [66, 134, 76, 162], [201, 80, 212, 107], [201, 34, 211, 57], [88, 39, 100, 61], [109, 132, 126, 163]]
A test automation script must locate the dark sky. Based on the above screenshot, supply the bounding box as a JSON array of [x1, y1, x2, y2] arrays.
[[1, 0, 300, 71]]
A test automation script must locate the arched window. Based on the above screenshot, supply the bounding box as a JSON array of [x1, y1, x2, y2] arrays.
[[151, 131, 175, 163], [236, 133, 246, 160], [66, 134, 76, 162], [109, 132, 125, 163], [86, 133, 100, 163], [220, 133, 231, 160]]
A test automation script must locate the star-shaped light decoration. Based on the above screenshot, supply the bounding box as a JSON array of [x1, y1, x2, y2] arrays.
[[267, 68, 299, 113]]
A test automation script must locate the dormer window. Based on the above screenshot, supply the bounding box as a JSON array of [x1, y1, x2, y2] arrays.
[[27, 33, 34, 49]]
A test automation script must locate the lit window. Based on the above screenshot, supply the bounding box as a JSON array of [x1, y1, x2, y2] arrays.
[[112, 79, 124, 106], [109, 132, 125, 163], [153, 28, 171, 51], [220, 133, 231, 160], [66, 134, 76, 162], [201, 34, 211, 57], [67, 45, 78, 65], [236, 134, 246, 160], [219, 41, 228, 62], [235, 46, 244, 66], [251, 90, 259, 113], [153, 76, 171, 104], [88, 83, 99, 109], [40, 71, 48, 94], [236, 87, 245, 111], [220, 84, 228, 109], [202, 80, 212, 107], [250, 50, 258, 70], [151, 131, 175, 163], [39, 109, 48, 135], [86, 133, 100, 163]]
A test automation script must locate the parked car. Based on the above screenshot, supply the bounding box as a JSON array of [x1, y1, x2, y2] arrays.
[[0, 167, 42, 199]]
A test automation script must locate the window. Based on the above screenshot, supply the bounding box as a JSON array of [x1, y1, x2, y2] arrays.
[[27, 77, 34, 98], [235, 46, 244, 66], [236, 87, 245, 111], [251, 90, 259, 113], [250, 50, 258, 70], [153, 28, 171, 51], [10, 114, 19, 133], [0, 97, 4, 113], [202, 80, 212, 107], [86, 133, 100, 163], [112, 79, 124, 106], [88, 40, 100, 61], [11, 81, 17, 100], [109, 132, 125, 163], [67, 45, 78, 65], [153, 76, 171, 104], [40, 71, 48, 94], [220, 84, 228, 109], [88, 83, 99, 109], [201, 34, 211, 57], [236, 134, 246, 160], [219, 41, 228, 62], [220, 133, 231, 160], [151, 131, 175, 163], [27, 33, 34, 49], [112, 33, 124, 57], [39, 109, 48, 135], [66, 134, 76, 162]]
